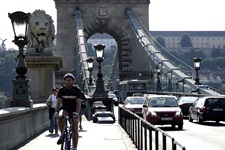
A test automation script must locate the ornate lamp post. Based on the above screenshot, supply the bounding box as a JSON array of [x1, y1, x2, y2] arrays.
[[193, 57, 202, 85], [86, 57, 94, 86], [93, 44, 108, 98], [156, 68, 162, 92], [9, 11, 33, 108]]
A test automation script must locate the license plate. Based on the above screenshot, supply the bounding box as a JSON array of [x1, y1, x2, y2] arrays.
[[213, 108, 223, 111], [161, 117, 172, 121]]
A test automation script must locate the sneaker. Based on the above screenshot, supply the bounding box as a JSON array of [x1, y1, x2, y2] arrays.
[[55, 129, 59, 135], [70, 145, 77, 150], [57, 134, 65, 145], [49, 130, 53, 134]]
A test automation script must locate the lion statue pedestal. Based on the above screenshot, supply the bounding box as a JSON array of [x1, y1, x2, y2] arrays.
[[25, 9, 62, 103], [26, 56, 62, 103], [26, 9, 55, 55]]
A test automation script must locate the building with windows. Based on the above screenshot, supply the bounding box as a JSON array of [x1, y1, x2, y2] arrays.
[[87, 33, 117, 51], [150, 31, 225, 50], [87, 31, 225, 50]]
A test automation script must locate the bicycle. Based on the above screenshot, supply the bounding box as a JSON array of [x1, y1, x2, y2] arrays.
[[60, 115, 73, 150]]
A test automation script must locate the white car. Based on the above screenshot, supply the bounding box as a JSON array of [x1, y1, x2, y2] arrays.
[[123, 96, 145, 117]]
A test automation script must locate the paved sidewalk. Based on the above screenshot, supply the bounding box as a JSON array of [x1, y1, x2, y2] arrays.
[[16, 116, 137, 150]]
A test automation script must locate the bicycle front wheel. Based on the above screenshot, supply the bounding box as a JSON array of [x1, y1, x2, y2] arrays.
[[65, 132, 72, 150], [60, 140, 64, 150]]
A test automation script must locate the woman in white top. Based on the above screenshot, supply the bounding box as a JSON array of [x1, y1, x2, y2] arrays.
[[48, 88, 58, 134]]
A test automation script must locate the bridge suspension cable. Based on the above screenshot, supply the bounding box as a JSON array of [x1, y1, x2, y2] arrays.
[[74, 7, 93, 95], [145, 29, 194, 70], [126, 7, 222, 95]]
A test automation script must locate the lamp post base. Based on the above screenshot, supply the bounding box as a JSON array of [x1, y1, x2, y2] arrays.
[[156, 82, 162, 92], [11, 78, 33, 108], [93, 80, 108, 98]]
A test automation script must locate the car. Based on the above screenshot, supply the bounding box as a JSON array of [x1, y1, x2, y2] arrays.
[[177, 96, 198, 116], [108, 92, 119, 106], [142, 95, 183, 129], [132, 93, 144, 96], [188, 96, 225, 124], [123, 96, 146, 117]]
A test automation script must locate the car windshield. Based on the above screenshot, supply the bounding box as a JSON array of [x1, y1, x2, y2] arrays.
[[129, 83, 146, 90], [205, 98, 225, 106], [108, 94, 116, 98], [179, 97, 198, 103], [126, 97, 145, 104], [148, 97, 178, 107]]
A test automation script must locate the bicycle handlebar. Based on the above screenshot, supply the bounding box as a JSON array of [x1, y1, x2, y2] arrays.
[[61, 112, 79, 119]]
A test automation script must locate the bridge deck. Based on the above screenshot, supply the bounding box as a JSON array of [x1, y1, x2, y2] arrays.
[[15, 116, 137, 150]]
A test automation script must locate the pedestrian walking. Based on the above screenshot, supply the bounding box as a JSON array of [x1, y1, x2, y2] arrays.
[[48, 88, 58, 134]]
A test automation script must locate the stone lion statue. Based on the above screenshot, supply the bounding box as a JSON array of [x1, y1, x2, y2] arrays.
[[27, 9, 55, 55]]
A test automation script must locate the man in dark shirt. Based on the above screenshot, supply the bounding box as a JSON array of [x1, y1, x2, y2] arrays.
[[55, 73, 81, 150]]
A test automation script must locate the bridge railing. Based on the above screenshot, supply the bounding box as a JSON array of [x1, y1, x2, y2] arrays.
[[118, 106, 186, 150], [126, 7, 222, 96]]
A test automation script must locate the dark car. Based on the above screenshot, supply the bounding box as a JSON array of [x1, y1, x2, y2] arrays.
[[142, 95, 183, 129], [188, 96, 225, 124], [123, 96, 145, 117], [177, 96, 198, 116]]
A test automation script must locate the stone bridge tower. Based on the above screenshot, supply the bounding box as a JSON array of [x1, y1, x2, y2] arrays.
[[54, 0, 150, 80]]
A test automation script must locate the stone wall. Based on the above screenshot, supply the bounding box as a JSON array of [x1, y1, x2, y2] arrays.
[[0, 104, 49, 150], [26, 56, 62, 103]]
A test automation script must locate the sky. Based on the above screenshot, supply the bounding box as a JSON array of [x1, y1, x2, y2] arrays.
[[1, 0, 225, 49]]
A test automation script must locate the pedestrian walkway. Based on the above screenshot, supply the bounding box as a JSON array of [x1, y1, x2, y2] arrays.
[[16, 116, 137, 150]]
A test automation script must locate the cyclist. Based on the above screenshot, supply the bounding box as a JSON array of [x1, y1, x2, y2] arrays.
[[55, 73, 82, 150]]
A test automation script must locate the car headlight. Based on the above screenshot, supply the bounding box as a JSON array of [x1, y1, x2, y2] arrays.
[[150, 111, 157, 117], [113, 98, 118, 101], [175, 111, 182, 116]]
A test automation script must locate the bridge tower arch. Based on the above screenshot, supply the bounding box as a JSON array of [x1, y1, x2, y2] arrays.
[[54, 0, 150, 80]]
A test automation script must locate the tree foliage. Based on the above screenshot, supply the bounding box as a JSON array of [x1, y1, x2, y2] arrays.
[[0, 50, 17, 97], [155, 36, 166, 48], [0, 94, 8, 108], [180, 33, 193, 48], [168, 48, 225, 72], [211, 49, 225, 58], [201, 58, 218, 70]]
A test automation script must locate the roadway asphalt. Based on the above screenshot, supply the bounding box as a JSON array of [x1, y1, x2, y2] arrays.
[[16, 116, 137, 150]]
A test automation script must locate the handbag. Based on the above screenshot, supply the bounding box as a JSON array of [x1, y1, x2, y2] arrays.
[[46, 95, 52, 107]]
